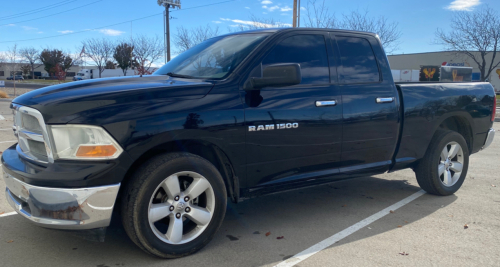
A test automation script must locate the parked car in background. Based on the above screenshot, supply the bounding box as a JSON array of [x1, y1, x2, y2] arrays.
[[6, 75, 24, 81], [3, 28, 496, 259]]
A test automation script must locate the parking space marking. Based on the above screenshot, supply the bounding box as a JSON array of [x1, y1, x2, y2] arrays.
[[0, 141, 16, 143], [0, 128, 12, 131], [0, 211, 17, 218], [275, 190, 426, 267]]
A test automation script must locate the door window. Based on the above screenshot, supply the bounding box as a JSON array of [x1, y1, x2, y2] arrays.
[[262, 34, 330, 85], [336, 36, 380, 83]]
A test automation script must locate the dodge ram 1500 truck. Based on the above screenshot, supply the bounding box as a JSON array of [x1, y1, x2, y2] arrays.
[[2, 28, 496, 258]]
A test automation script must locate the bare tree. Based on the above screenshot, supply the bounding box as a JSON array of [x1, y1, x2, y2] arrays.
[[339, 10, 402, 54], [81, 38, 114, 78], [435, 7, 500, 81], [174, 24, 220, 53], [303, 1, 402, 53], [132, 35, 164, 75], [19, 47, 40, 79], [304, 0, 337, 28], [6, 44, 19, 96]]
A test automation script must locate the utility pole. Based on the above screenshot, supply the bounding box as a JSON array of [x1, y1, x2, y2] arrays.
[[293, 0, 297, 28], [297, 0, 301, 27], [157, 0, 181, 63]]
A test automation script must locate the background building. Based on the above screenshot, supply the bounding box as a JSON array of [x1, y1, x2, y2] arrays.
[[388, 51, 500, 93]]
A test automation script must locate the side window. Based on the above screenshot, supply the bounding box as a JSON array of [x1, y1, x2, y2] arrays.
[[262, 34, 330, 85], [336, 36, 380, 83]]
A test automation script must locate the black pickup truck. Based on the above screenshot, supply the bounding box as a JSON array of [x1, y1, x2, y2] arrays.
[[2, 28, 496, 258]]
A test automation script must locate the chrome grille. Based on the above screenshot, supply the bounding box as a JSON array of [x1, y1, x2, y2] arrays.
[[12, 104, 54, 164]]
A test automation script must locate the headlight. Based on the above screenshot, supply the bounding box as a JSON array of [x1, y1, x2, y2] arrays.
[[48, 125, 123, 160]]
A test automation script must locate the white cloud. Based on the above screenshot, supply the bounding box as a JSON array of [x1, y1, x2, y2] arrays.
[[212, 20, 222, 24], [266, 5, 280, 12], [245, 7, 250, 9], [261, 0, 272, 4], [98, 29, 125, 36], [445, 0, 481, 11], [300, 7, 306, 11], [280, 6, 292, 12], [21, 26, 38, 31], [223, 18, 291, 28], [7, 24, 15, 27], [58, 30, 74, 34], [37, 31, 43, 34]]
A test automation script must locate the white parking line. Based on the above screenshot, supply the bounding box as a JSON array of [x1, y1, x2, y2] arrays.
[[0, 128, 13, 131], [0, 140, 16, 143], [0, 211, 17, 218], [275, 190, 426, 267]]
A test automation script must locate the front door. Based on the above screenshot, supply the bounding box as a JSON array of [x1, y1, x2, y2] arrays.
[[243, 32, 343, 188]]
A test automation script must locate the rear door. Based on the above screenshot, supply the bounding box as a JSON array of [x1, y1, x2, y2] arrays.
[[243, 32, 343, 187], [331, 33, 399, 172]]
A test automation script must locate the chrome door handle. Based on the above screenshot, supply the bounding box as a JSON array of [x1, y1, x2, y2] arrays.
[[376, 97, 395, 104], [316, 100, 337, 107]]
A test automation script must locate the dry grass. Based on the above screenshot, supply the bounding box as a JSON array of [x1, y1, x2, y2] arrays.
[[0, 90, 8, 98]]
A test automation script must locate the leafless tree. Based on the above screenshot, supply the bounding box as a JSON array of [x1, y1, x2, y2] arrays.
[[19, 47, 40, 79], [339, 10, 402, 54], [81, 38, 115, 78], [174, 24, 220, 53], [303, 1, 402, 53], [6, 44, 19, 96], [132, 35, 164, 75], [304, 0, 337, 28], [435, 7, 500, 81]]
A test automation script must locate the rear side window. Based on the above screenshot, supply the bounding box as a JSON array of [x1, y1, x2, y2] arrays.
[[262, 34, 330, 85], [336, 36, 380, 83]]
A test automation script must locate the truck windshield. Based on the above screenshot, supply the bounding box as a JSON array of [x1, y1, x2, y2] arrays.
[[155, 33, 269, 79]]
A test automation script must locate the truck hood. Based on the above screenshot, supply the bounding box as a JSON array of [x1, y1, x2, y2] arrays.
[[12, 75, 215, 124]]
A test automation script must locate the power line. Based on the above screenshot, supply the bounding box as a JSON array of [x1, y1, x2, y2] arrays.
[[0, 0, 237, 44], [0, 0, 103, 26], [0, 0, 77, 21]]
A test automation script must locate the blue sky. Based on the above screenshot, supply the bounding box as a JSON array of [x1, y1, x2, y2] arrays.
[[0, 0, 497, 60]]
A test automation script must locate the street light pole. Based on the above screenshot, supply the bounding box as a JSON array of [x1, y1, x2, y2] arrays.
[[293, 0, 297, 28]]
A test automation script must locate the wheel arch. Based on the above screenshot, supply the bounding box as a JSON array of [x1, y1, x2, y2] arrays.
[[118, 140, 240, 205], [434, 113, 474, 153]]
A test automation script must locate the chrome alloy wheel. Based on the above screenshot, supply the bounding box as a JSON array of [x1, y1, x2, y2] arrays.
[[438, 141, 464, 187], [148, 171, 215, 244]]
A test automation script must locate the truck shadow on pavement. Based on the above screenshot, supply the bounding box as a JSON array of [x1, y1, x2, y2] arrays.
[[0, 175, 457, 267]]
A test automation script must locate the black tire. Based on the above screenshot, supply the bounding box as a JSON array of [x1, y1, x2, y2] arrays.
[[121, 152, 227, 258], [415, 129, 469, 196]]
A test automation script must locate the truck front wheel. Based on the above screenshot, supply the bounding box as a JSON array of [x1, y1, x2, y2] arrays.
[[121, 152, 227, 258], [415, 130, 470, 196]]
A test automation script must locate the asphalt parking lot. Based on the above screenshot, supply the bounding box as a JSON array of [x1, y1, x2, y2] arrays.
[[0, 100, 498, 267]]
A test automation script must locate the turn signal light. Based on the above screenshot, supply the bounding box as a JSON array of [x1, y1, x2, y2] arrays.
[[76, 145, 118, 158]]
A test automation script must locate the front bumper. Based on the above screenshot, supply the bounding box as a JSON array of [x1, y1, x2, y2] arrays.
[[482, 128, 495, 150], [4, 171, 120, 230]]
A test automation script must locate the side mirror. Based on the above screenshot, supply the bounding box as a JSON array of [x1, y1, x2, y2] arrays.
[[244, 63, 301, 90]]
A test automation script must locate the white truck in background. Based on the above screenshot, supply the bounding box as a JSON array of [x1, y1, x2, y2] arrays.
[[73, 69, 136, 81]]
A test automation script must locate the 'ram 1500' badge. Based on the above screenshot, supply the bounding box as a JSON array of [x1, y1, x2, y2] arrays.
[[249, 123, 299, 131]]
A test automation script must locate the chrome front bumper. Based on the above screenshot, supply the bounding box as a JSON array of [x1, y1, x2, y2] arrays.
[[482, 128, 495, 150], [3, 171, 120, 230]]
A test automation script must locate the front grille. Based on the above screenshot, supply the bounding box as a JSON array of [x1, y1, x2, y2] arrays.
[[13, 105, 53, 164]]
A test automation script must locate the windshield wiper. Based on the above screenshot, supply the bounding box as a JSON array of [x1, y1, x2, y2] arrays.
[[166, 72, 196, 79]]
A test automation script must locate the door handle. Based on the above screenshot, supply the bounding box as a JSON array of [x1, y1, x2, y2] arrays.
[[376, 97, 395, 104], [315, 100, 337, 107]]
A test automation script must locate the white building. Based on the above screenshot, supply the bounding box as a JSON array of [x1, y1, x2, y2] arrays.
[[387, 51, 500, 93]]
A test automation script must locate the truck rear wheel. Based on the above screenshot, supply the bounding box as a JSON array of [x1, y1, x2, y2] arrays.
[[415, 130, 469, 196], [121, 152, 227, 258]]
